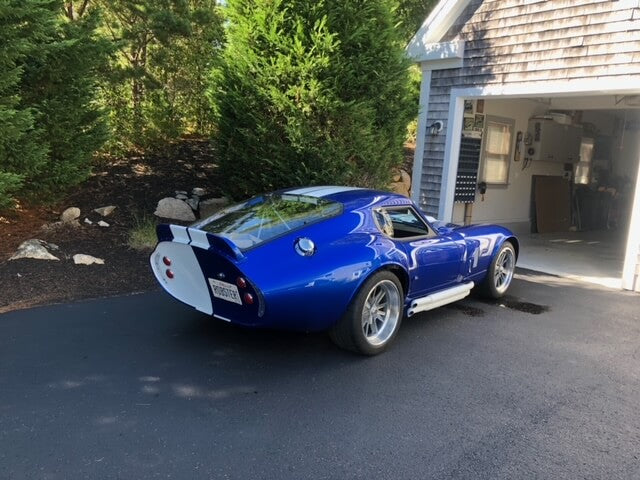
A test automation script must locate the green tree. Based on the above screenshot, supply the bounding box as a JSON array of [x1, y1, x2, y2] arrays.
[[0, 1, 48, 208], [211, 0, 415, 199], [97, 0, 224, 148], [395, 0, 438, 44], [0, 0, 110, 209], [19, 2, 111, 194], [145, 0, 224, 137]]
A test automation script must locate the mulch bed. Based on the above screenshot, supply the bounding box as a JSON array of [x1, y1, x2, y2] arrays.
[[0, 139, 223, 314], [0, 141, 416, 314]]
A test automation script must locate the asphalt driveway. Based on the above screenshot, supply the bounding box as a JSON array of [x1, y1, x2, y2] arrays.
[[1, 270, 639, 479]]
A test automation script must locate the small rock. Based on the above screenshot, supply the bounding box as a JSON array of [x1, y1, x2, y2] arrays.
[[73, 254, 105, 265], [192, 187, 206, 196], [60, 207, 81, 223], [41, 221, 66, 231], [154, 197, 196, 221], [94, 205, 116, 217], [10, 239, 60, 261], [176, 194, 188, 200], [84, 218, 93, 225], [186, 197, 199, 211], [97, 220, 110, 227], [175, 190, 188, 196], [199, 197, 230, 219]]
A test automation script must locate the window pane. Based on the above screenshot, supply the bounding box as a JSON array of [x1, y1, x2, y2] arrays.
[[481, 119, 513, 184], [484, 154, 509, 184], [200, 194, 342, 249], [377, 208, 430, 238], [486, 124, 511, 155]]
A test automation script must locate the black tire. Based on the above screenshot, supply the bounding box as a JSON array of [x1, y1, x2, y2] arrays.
[[478, 241, 516, 299], [329, 271, 404, 355]]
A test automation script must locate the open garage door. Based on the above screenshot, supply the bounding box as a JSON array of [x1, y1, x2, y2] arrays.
[[446, 96, 640, 290]]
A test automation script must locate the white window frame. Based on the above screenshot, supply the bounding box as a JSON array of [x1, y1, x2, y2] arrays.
[[479, 115, 515, 186]]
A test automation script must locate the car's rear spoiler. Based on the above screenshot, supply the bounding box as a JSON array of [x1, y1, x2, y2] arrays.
[[156, 224, 245, 261]]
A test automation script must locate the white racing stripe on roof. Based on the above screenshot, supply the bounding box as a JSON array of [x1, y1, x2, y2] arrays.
[[286, 186, 363, 198], [187, 228, 210, 250]]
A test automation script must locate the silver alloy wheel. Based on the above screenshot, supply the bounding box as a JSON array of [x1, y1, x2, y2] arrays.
[[361, 279, 401, 346], [494, 247, 515, 294]]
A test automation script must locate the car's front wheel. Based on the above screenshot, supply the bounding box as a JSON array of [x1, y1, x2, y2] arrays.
[[329, 271, 403, 355]]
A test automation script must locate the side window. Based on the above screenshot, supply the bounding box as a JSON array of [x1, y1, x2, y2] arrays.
[[375, 207, 432, 239]]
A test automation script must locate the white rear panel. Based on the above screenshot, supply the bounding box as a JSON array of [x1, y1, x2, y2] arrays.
[[150, 241, 213, 314]]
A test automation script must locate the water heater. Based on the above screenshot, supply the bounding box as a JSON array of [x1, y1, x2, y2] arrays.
[[526, 117, 582, 163]]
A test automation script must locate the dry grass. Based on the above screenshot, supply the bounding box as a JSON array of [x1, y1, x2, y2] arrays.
[[128, 214, 157, 251]]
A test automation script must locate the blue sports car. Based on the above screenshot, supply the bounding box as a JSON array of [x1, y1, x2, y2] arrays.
[[151, 186, 518, 355]]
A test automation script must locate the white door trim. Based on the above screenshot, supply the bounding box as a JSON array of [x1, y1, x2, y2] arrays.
[[436, 76, 640, 291], [622, 155, 640, 292]]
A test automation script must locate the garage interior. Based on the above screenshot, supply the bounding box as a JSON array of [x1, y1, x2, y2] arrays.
[[451, 96, 640, 289]]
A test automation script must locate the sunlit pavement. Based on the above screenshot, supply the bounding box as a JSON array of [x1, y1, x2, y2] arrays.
[[1, 271, 640, 479]]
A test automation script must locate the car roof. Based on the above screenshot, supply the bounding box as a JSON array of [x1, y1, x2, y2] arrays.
[[282, 186, 411, 210]]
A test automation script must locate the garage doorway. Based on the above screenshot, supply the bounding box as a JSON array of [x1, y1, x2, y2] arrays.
[[444, 94, 640, 290]]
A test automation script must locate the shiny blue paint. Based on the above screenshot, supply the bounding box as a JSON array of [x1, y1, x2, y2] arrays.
[[151, 189, 518, 332]]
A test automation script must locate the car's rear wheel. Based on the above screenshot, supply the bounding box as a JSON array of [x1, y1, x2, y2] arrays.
[[329, 271, 403, 355], [479, 241, 516, 299]]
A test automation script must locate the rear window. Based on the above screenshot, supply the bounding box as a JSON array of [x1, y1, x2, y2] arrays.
[[196, 193, 342, 249]]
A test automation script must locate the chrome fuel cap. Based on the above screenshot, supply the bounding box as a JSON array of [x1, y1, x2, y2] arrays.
[[295, 237, 316, 257]]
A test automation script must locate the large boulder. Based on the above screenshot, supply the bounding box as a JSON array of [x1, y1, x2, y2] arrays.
[[154, 197, 196, 221], [390, 182, 410, 197], [10, 239, 60, 261], [399, 169, 411, 188]]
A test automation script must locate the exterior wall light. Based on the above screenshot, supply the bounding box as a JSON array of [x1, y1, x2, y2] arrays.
[[429, 121, 444, 135]]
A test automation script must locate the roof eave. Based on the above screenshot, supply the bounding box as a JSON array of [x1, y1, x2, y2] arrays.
[[406, 0, 472, 63]]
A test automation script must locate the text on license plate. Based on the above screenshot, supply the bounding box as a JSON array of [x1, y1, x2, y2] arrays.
[[208, 278, 242, 305]]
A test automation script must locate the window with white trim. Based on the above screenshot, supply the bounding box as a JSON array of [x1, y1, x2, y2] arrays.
[[480, 116, 515, 185]]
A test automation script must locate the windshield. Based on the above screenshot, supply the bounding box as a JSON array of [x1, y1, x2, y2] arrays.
[[196, 193, 342, 249]]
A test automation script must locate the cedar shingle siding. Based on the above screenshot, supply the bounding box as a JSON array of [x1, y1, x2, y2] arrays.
[[419, 0, 640, 216]]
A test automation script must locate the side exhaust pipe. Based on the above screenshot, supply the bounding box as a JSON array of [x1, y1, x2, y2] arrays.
[[407, 282, 474, 317]]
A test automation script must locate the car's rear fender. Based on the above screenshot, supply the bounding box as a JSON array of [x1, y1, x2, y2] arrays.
[[151, 224, 263, 323], [238, 221, 409, 331]]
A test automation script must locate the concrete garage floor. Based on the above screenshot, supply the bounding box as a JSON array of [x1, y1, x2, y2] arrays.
[[516, 229, 627, 289]]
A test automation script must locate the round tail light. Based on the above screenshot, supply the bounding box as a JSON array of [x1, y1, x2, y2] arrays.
[[236, 277, 247, 289], [166, 269, 174, 279], [163, 256, 172, 266], [243, 293, 254, 305]]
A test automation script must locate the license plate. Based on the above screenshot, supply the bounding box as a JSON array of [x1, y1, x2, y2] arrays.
[[208, 278, 242, 305]]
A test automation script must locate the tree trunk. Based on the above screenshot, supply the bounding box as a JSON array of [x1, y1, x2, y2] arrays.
[[131, 39, 147, 133], [64, 1, 90, 20]]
